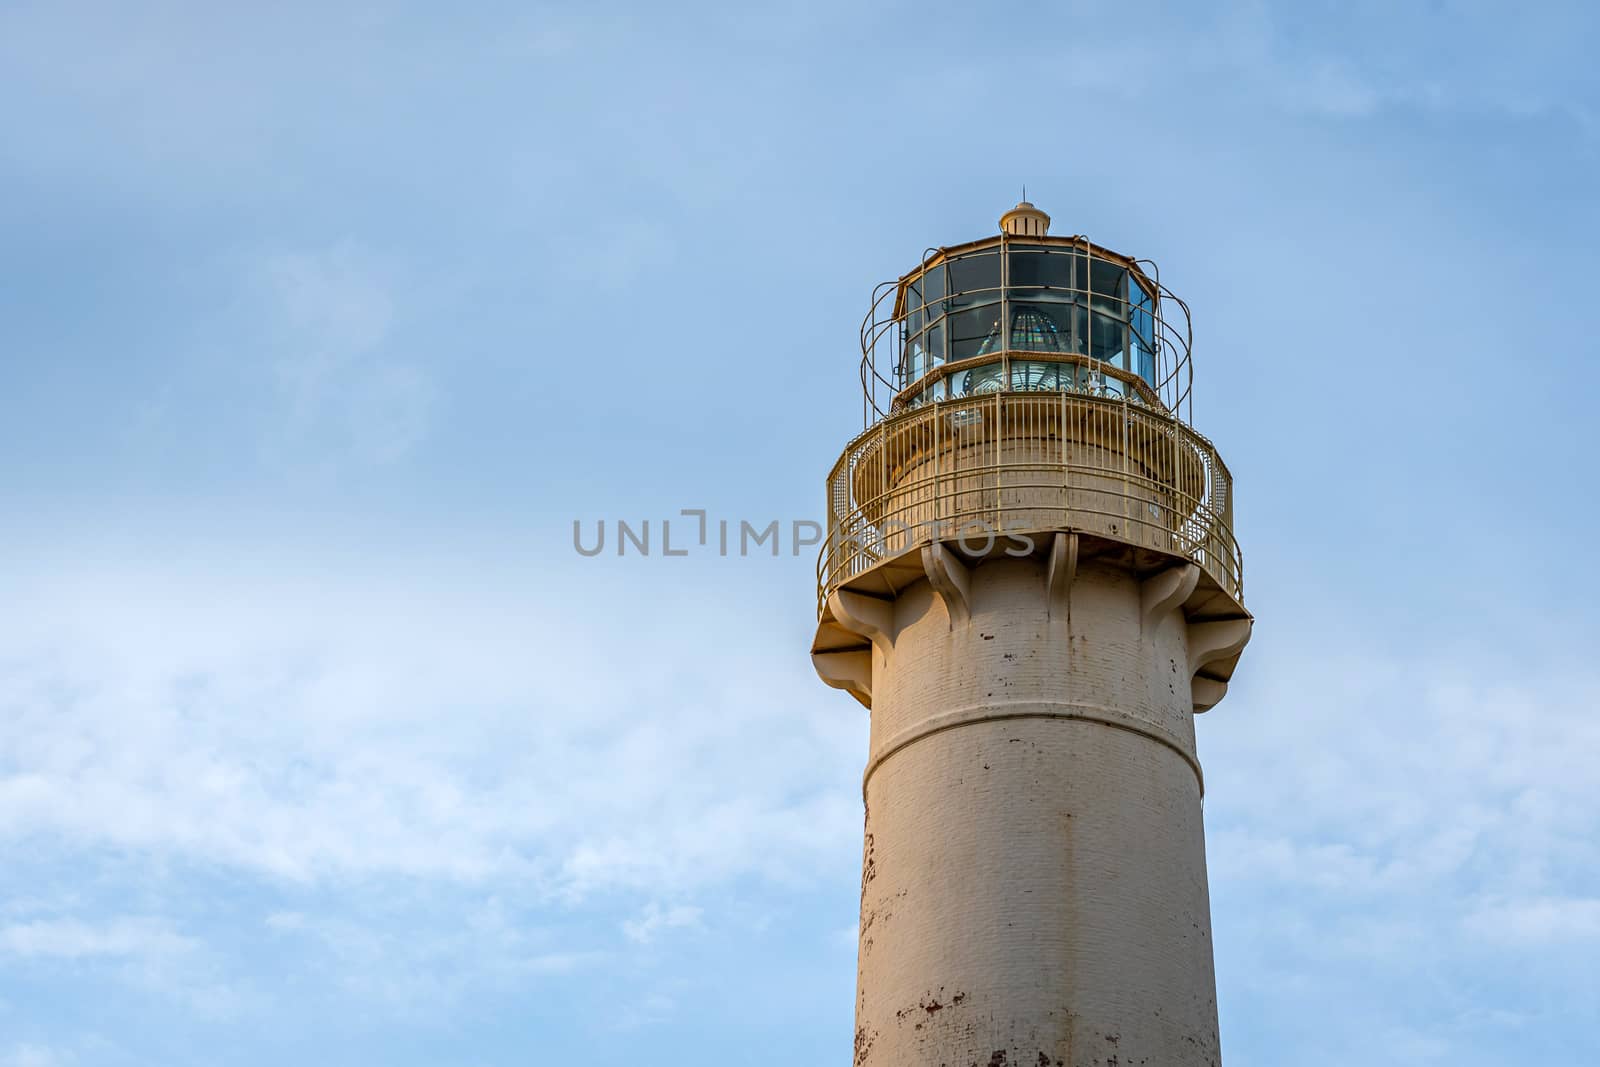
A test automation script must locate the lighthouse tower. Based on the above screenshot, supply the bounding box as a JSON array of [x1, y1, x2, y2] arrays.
[[812, 203, 1252, 1066]]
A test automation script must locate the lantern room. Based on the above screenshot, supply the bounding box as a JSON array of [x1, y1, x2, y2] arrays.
[[861, 202, 1191, 423]]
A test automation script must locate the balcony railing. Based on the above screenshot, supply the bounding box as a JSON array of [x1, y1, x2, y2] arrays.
[[817, 389, 1242, 616]]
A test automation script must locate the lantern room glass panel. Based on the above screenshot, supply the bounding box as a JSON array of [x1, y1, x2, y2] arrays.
[[1090, 312, 1126, 369], [947, 252, 1001, 307], [1007, 248, 1073, 291], [1130, 280, 1157, 387], [949, 303, 1002, 363]]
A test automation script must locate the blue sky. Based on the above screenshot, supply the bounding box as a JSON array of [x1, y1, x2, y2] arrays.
[[1, 1, 1598, 1064]]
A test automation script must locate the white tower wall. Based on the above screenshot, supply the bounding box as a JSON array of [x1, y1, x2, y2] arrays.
[[847, 555, 1221, 1067]]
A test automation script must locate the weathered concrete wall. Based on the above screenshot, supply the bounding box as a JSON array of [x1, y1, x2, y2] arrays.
[[853, 555, 1220, 1067]]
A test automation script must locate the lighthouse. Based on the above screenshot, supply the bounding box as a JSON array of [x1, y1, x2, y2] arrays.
[[811, 202, 1252, 1066]]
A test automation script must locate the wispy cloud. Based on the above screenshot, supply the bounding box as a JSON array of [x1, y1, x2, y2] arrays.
[[989, 3, 1598, 129], [614, 991, 678, 1030], [253, 243, 434, 470], [0, 1045, 69, 1067], [0, 917, 195, 960], [621, 902, 703, 944], [1204, 639, 1600, 1063], [0, 551, 859, 894], [259, 902, 604, 1011], [1466, 896, 1600, 945]]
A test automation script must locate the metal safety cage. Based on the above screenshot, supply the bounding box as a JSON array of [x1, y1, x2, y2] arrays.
[[817, 390, 1241, 617], [858, 234, 1195, 430]]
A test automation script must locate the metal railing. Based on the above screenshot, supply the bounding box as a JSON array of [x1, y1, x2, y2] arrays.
[[817, 390, 1242, 616], [858, 235, 1196, 428]]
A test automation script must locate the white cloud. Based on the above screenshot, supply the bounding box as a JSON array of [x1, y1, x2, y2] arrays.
[[621, 902, 703, 944], [978, 4, 1596, 129], [1202, 633, 1600, 1061], [3, 536, 1591, 1053], [1465, 897, 1600, 945], [0, 544, 863, 1035], [263, 245, 394, 367], [0, 550, 861, 896], [0, 910, 248, 1021], [0, 917, 194, 961], [257, 899, 604, 1010], [254, 244, 434, 469], [1208, 640, 1600, 897], [1, 1045, 68, 1067], [614, 991, 677, 1031]]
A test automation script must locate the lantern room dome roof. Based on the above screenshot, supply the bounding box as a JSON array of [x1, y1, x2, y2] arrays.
[[1000, 200, 1051, 237]]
